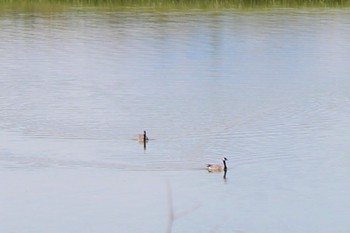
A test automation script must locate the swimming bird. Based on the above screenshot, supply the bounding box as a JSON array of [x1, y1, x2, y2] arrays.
[[138, 130, 149, 142], [207, 157, 227, 172]]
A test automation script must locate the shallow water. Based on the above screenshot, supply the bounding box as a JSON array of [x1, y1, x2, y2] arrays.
[[1, 8, 350, 233]]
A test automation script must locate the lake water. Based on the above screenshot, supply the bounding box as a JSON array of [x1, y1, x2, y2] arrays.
[[1, 7, 350, 233]]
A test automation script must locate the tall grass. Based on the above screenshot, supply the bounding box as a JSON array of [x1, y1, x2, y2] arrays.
[[0, 0, 349, 12]]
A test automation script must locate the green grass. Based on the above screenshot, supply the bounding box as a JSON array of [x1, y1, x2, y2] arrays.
[[0, 0, 349, 12]]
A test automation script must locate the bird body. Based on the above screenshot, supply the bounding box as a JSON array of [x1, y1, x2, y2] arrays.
[[207, 157, 227, 172], [138, 131, 149, 142]]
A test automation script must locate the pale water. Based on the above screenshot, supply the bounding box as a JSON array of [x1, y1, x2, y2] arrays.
[[0, 8, 350, 233]]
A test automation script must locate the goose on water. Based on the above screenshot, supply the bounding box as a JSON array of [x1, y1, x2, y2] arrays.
[[138, 130, 149, 142], [207, 157, 227, 172]]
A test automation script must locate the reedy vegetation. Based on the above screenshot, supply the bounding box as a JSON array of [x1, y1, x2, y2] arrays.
[[0, 0, 349, 12]]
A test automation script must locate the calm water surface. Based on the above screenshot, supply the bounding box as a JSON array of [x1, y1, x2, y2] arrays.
[[1, 8, 350, 233]]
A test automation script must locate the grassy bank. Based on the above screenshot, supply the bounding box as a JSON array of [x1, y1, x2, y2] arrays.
[[0, 0, 349, 12]]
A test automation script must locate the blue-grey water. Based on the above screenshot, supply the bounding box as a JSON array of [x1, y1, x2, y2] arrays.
[[1, 8, 350, 233]]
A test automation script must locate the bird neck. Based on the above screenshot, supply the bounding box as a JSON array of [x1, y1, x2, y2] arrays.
[[223, 160, 227, 169]]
